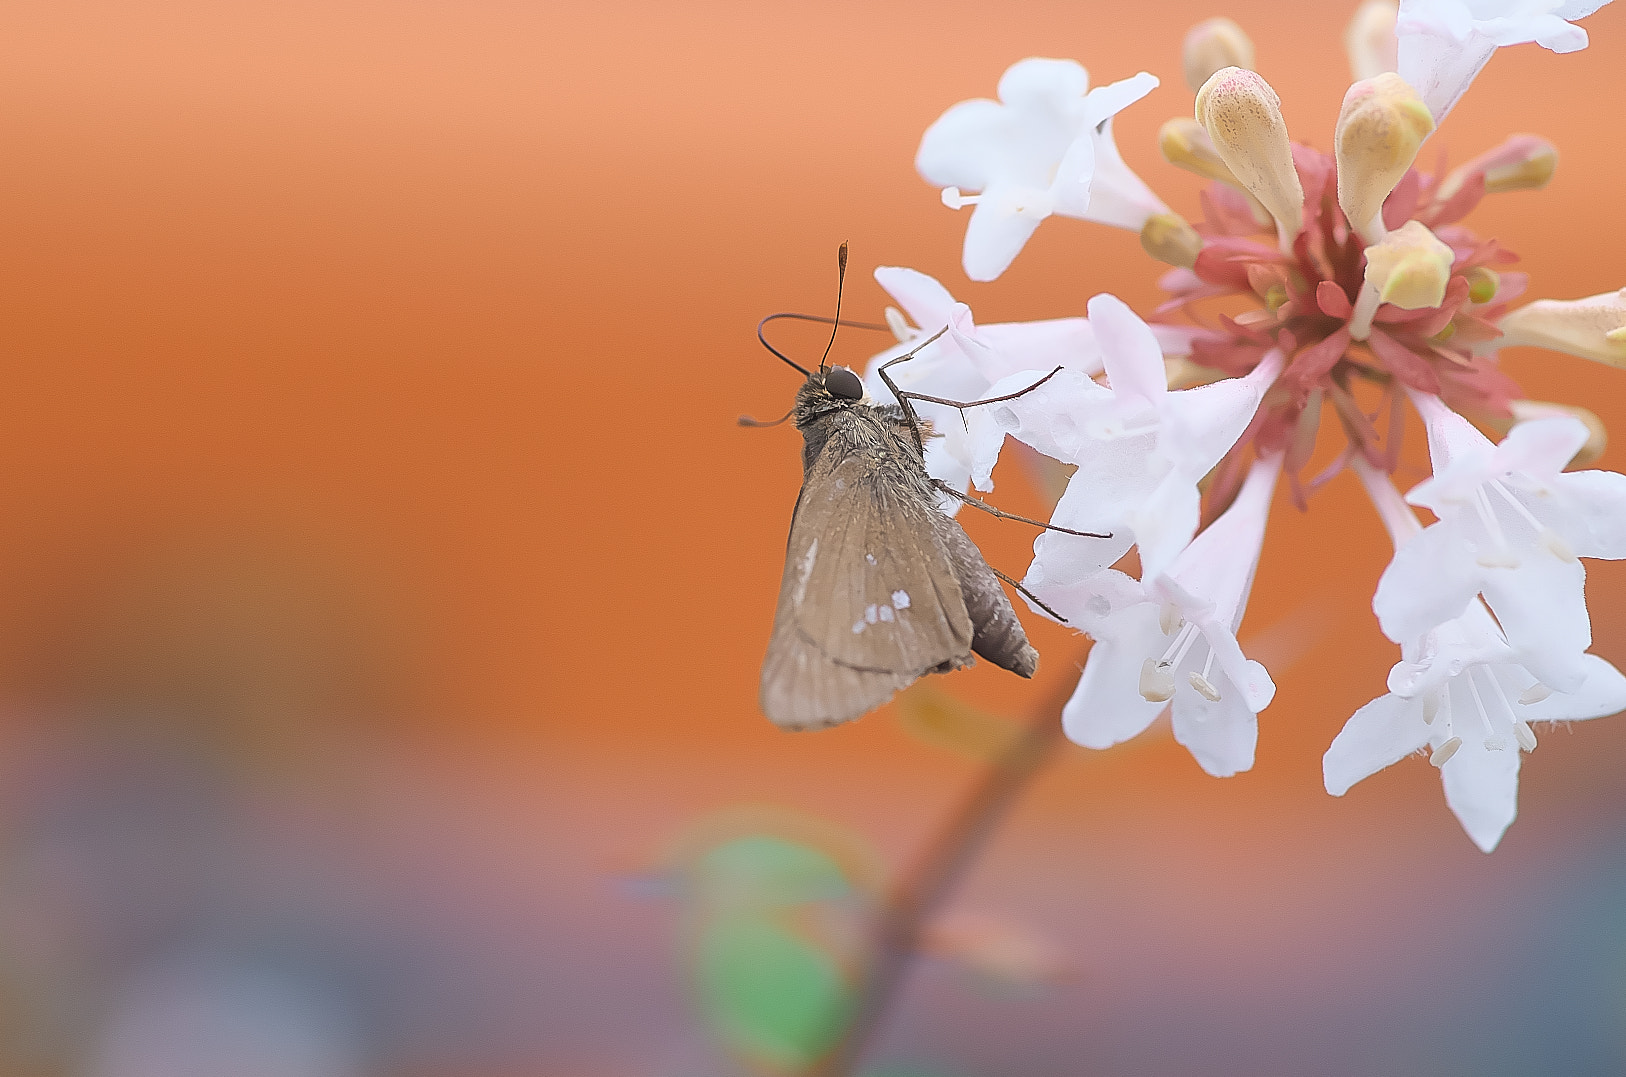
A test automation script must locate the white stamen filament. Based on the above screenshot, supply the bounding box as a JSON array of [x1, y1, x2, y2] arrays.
[[1488, 479, 1577, 563], [1472, 488, 1518, 568], [1348, 278, 1381, 341], [1515, 720, 1539, 752], [1422, 689, 1440, 725], [1159, 622, 1203, 669], [1466, 668, 1506, 750]]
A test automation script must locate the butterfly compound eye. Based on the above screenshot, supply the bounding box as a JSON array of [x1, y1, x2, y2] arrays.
[[824, 366, 864, 400]]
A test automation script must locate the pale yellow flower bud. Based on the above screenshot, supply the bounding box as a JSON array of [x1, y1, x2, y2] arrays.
[[1139, 212, 1203, 269], [1498, 289, 1626, 367], [1345, 1, 1398, 82], [1363, 221, 1455, 310], [1195, 67, 1304, 250], [1335, 73, 1434, 243], [1438, 134, 1558, 200], [1158, 118, 1272, 228], [1159, 117, 1236, 185], [1183, 17, 1255, 92]]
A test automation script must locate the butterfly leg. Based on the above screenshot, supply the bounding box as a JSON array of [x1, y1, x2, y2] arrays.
[[895, 365, 1065, 414], [874, 326, 951, 457], [989, 566, 1069, 625], [933, 481, 1109, 539]]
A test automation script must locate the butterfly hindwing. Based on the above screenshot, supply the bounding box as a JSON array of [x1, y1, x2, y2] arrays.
[[760, 410, 975, 730]]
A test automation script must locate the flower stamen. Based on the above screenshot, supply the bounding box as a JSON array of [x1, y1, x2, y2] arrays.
[[1471, 488, 1518, 568]]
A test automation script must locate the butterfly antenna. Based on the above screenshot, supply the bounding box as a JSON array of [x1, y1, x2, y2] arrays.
[[817, 241, 849, 373], [756, 315, 813, 376]]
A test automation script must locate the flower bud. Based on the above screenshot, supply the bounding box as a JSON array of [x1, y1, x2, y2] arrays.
[[1183, 17, 1255, 92], [1139, 212, 1203, 269], [1158, 118, 1272, 228], [1363, 221, 1455, 310], [1344, 0, 1398, 82], [1159, 117, 1235, 184], [1335, 73, 1434, 242], [1497, 288, 1626, 367], [1464, 266, 1499, 304], [1195, 67, 1304, 249], [1438, 134, 1558, 200]]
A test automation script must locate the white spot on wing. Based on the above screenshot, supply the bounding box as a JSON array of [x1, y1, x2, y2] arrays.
[[793, 538, 818, 604], [892, 589, 911, 609], [878, 605, 894, 622], [852, 619, 866, 634], [866, 553, 877, 565], [864, 604, 879, 624]]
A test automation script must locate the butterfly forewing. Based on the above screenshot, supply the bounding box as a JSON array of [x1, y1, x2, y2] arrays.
[[760, 416, 975, 730]]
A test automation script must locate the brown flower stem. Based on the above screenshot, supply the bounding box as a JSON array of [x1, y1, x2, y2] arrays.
[[814, 662, 1081, 1077]]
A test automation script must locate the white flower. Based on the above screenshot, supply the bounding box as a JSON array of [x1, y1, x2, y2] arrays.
[[1329, 459, 1626, 852], [1031, 453, 1282, 778], [969, 294, 1282, 582], [1373, 392, 1626, 693], [860, 266, 1101, 513], [1396, 0, 1615, 122], [862, 270, 1213, 513], [916, 58, 1165, 281]]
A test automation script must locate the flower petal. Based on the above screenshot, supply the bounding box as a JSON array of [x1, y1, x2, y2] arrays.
[[1440, 735, 1519, 853], [1545, 470, 1626, 559], [916, 98, 1009, 191], [1061, 606, 1169, 750], [1156, 351, 1282, 475], [1047, 129, 1096, 219], [1080, 71, 1159, 125], [1324, 692, 1431, 796], [1372, 520, 1480, 643], [874, 266, 958, 330], [977, 318, 1103, 377], [1088, 293, 1167, 418], [1491, 415, 1589, 479], [997, 57, 1090, 110], [1480, 553, 1590, 692], [961, 185, 1050, 282], [1519, 652, 1626, 722], [1171, 685, 1259, 777]]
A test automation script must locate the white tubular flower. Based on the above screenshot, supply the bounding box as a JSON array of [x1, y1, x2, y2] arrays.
[[916, 58, 1165, 281], [1373, 392, 1626, 693], [1032, 453, 1283, 778], [1497, 287, 1626, 367], [1328, 459, 1626, 852], [1396, 0, 1615, 123], [966, 296, 1281, 582], [860, 266, 1103, 512]]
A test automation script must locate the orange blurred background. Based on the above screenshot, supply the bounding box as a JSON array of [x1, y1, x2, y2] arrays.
[[0, 1, 1624, 1074]]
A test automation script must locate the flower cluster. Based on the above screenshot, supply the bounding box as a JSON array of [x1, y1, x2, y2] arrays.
[[864, 0, 1626, 851]]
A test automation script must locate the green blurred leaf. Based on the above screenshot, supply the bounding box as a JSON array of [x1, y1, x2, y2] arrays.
[[695, 835, 854, 907], [696, 912, 854, 1075]]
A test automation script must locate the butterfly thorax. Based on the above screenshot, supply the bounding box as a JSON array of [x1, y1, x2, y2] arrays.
[[792, 376, 931, 491]]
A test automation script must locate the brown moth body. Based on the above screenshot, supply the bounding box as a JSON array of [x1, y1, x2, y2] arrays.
[[760, 365, 1038, 731]]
